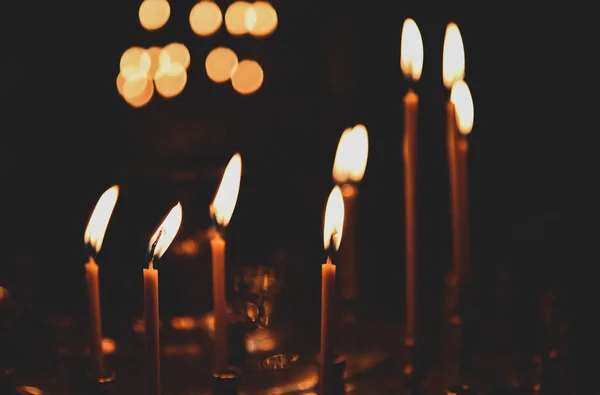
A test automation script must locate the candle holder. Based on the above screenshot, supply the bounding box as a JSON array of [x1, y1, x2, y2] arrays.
[[212, 367, 241, 395], [85, 371, 116, 394]]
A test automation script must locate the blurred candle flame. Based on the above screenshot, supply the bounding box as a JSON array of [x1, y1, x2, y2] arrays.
[[84, 185, 119, 253], [450, 80, 474, 135], [443, 22, 465, 89], [210, 153, 242, 227], [332, 124, 369, 184], [323, 186, 345, 252], [400, 18, 424, 81], [148, 203, 183, 261]]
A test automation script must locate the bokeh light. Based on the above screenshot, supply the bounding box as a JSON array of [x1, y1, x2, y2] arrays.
[[231, 59, 263, 94], [155, 63, 188, 98], [147, 46, 163, 78], [161, 42, 191, 70], [245, 1, 277, 37], [124, 76, 154, 108], [189, 1, 222, 36], [120, 47, 151, 78], [139, 0, 171, 31], [205, 47, 238, 83], [225, 1, 252, 35]]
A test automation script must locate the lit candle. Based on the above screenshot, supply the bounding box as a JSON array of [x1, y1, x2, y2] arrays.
[[209, 153, 242, 374], [443, 22, 466, 306], [450, 80, 474, 286], [83, 185, 119, 380], [145, 203, 183, 395], [320, 186, 345, 395], [400, 18, 423, 344], [332, 124, 369, 302]]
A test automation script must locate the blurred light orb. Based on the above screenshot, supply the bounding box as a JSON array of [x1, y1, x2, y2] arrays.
[[139, 0, 171, 31], [155, 63, 187, 98], [124, 76, 154, 108], [116, 72, 126, 97], [245, 1, 277, 37], [123, 73, 150, 99], [205, 47, 238, 83], [190, 1, 223, 36], [231, 59, 263, 94], [120, 47, 151, 78], [225, 1, 251, 35], [161, 42, 191, 69], [147, 46, 163, 78]]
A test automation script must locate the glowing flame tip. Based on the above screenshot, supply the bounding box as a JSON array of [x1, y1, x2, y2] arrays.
[[400, 18, 424, 81], [148, 202, 183, 261], [84, 185, 120, 253], [211, 153, 242, 227], [332, 124, 369, 184], [443, 22, 465, 89], [450, 80, 474, 135], [323, 186, 345, 252]]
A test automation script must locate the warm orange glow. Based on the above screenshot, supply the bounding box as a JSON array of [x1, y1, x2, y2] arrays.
[[120, 47, 151, 79], [450, 80, 474, 135], [116, 72, 126, 97], [147, 46, 163, 78], [210, 153, 242, 227], [231, 59, 263, 95], [400, 18, 423, 81], [139, 0, 171, 31], [205, 47, 239, 83], [190, 1, 223, 36], [323, 186, 345, 251], [123, 73, 150, 99], [332, 124, 369, 184], [161, 43, 191, 69], [155, 63, 187, 98], [171, 316, 197, 330], [84, 185, 119, 253], [101, 337, 116, 354], [148, 202, 183, 261], [124, 76, 154, 108], [443, 22, 465, 89], [245, 1, 277, 37], [225, 1, 251, 35]]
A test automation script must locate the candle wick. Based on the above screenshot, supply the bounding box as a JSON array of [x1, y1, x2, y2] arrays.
[[148, 228, 164, 264]]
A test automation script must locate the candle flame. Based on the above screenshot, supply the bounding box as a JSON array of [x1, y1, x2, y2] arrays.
[[84, 185, 119, 253], [332, 124, 369, 184], [148, 203, 183, 260], [400, 18, 423, 81], [323, 186, 345, 252], [443, 22, 465, 89], [210, 153, 242, 227], [450, 80, 474, 135]]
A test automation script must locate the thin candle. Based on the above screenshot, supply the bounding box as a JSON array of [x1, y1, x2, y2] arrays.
[[320, 185, 345, 395], [83, 185, 119, 380], [400, 18, 423, 344], [209, 153, 242, 374], [450, 80, 474, 285], [443, 22, 466, 311], [332, 124, 369, 302], [144, 202, 183, 395]]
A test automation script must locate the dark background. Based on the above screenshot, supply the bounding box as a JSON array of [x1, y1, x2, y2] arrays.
[[1, 1, 580, 388]]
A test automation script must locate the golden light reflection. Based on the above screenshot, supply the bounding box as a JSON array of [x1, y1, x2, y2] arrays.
[[101, 337, 116, 354], [164, 344, 201, 356], [323, 186, 345, 251], [84, 185, 119, 253], [245, 1, 277, 37], [120, 47, 151, 79], [124, 76, 154, 107], [225, 1, 252, 35], [190, 1, 223, 36], [0, 286, 9, 301], [332, 124, 369, 184], [16, 386, 42, 395], [171, 316, 197, 330], [231, 59, 263, 94], [148, 202, 183, 261], [123, 72, 150, 99], [245, 328, 276, 353], [205, 47, 239, 83], [443, 22, 465, 89], [450, 80, 474, 135], [210, 153, 242, 227], [139, 0, 171, 31], [400, 18, 424, 81], [172, 238, 200, 256], [116, 72, 126, 97], [155, 63, 187, 98], [161, 42, 191, 70]]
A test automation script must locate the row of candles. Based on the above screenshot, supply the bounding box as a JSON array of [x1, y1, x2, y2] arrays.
[[84, 18, 473, 394]]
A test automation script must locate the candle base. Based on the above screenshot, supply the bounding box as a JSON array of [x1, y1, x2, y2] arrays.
[[317, 356, 346, 395], [212, 367, 241, 395], [85, 371, 116, 394]]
